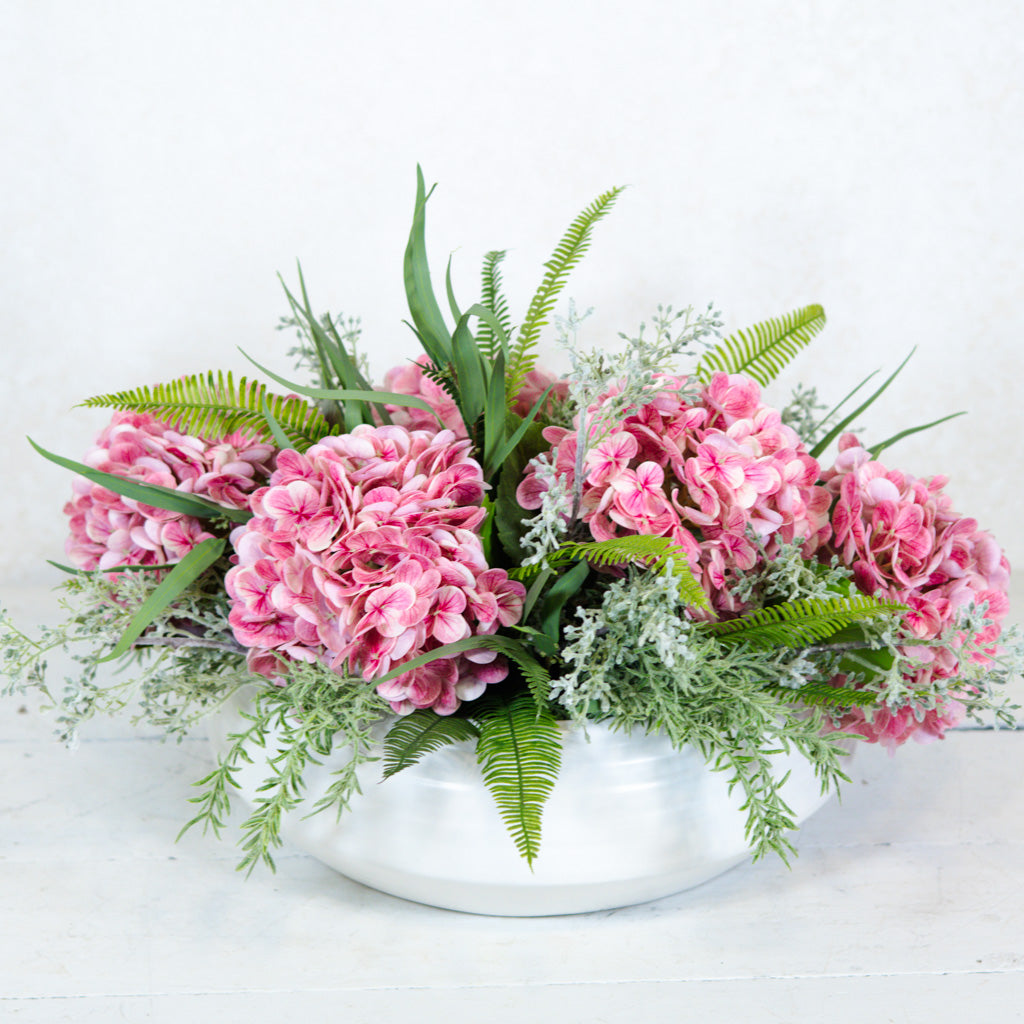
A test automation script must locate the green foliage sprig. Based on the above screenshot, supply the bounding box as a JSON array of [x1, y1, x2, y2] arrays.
[[79, 371, 333, 450], [474, 692, 562, 867], [700, 595, 905, 650], [694, 304, 826, 386], [506, 186, 625, 405]]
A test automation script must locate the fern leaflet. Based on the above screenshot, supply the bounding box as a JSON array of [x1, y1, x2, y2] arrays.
[[766, 680, 879, 709], [472, 692, 562, 867], [702, 595, 903, 649], [478, 250, 513, 360], [694, 305, 826, 387], [80, 371, 331, 450], [507, 186, 625, 405], [510, 535, 710, 611], [381, 712, 480, 779]]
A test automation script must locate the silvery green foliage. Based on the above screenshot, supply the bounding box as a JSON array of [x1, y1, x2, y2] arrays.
[[729, 541, 856, 607], [1, 572, 251, 744], [780, 382, 830, 446], [549, 567, 851, 861], [519, 454, 571, 564], [556, 299, 722, 519], [839, 604, 1022, 729], [553, 568, 695, 717]]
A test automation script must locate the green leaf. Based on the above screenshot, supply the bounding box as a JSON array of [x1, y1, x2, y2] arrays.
[[282, 268, 376, 431], [28, 438, 251, 523], [239, 351, 442, 424], [473, 692, 562, 867], [452, 309, 487, 425], [46, 559, 170, 576], [868, 411, 967, 460], [261, 396, 293, 450], [509, 185, 624, 405], [98, 537, 226, 663], [694, 305, 827, 386], [487, 383, 555, 473], [702, 595, 904, 650], [810, 368, 879, 440], [381, 712, 480, 779], [445, 254, 462, 324], [373, 634, 550, 704], [493, 418, 547, 564], [403, 166, 452, 366], [466, 302, 510, 360], [810, 348, 917, 459], [538, 561, 590, 649], [79, 370, 331, 451], [482, 349, 507, 478]]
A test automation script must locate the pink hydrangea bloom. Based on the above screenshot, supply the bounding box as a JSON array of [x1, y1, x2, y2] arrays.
[[225, 424, 526, 715], [64, 411, 275, 571], [820, 434, 1011, 749], [383, 356, 568, 437], [516, 372, 832, 614]]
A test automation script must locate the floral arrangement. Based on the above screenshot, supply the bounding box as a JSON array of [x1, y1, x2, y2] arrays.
[[4, 170, 1020, 874]]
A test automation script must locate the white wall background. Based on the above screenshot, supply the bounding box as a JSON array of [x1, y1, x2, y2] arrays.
[[2, 0, 1022, 585]]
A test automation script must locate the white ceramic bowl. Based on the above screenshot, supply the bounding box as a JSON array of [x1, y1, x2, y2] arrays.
[[206, 689, 839, 916]]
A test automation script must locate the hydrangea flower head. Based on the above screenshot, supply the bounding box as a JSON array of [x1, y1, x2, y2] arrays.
[[820, 434, 1011, 747], [225, 424, 525, 715], [64, 411, 275, 571], [517, 372, 832, 613]]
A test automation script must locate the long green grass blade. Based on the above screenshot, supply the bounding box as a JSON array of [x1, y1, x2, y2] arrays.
[[452, 310, 487, 425], [487, 383, 554, 472], [28, 438, 251, 522], [240, 352, 442, 423], [810, 349, 916, 459], [868, 411, 967, 460], [98, 537, 226, 662], [261, 397, 293, 449], [482, 349, 507, 478], [403, 166, 452, 365]]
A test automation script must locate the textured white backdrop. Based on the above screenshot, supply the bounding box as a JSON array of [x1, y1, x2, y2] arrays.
[[1, 0, 1022, 584]]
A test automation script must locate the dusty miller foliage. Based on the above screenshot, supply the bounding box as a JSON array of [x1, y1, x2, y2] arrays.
[[832, 605, 1022, 731], [2, 569, 392, 874], [518, 300, 723, 562], [550, 566, 852, 862], [1, 570, 252, 744]]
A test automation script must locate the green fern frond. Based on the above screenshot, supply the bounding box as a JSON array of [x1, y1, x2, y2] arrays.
[[418, 360, 461, 404], [80, 372, 331, 450], [510, 535, 710, 612], [381, 712, 480, 779], [507, 186, 625, 406], [478, 250, 513, 360], [766, 680, 879, 709], [703, 595, 903, 650], [694, 305, 826, 387], [472, 692, 562, 867]]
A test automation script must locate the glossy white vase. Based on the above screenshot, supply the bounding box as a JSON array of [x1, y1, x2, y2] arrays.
[[206, 688, 839, 916]]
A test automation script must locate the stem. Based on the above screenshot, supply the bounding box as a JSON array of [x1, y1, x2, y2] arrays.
[[132, 636, 246, 654]]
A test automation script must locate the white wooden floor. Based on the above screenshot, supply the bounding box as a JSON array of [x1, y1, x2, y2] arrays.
[[2, 583, 1023, 1023]]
